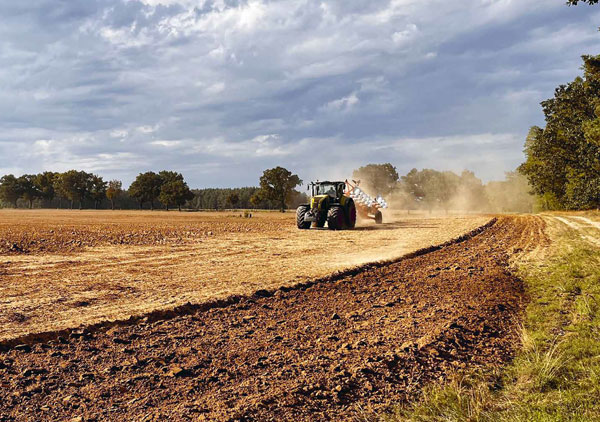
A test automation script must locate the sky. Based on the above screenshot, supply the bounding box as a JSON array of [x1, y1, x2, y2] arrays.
[[1, 0, 599, 188]]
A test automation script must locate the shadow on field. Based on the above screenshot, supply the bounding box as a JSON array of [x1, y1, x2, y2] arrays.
[[353, 221, 440, 231]]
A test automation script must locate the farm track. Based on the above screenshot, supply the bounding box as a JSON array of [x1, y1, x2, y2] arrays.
[[0, 216, 547, 421], [550, 214, 600, 246]]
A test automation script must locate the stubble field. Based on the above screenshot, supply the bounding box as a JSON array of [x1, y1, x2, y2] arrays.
[[0, 209, 490, 343]]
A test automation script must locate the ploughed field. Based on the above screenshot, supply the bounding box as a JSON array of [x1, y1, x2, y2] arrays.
[[0, 215, 547, 421], [0, 209, 489, 342]]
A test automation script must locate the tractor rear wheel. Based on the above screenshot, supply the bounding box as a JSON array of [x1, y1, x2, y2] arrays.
[[327, 206, 345, 230], [296, 205, 311, 229], [346, 200, 356, 229], [374, 210, 383, 224]]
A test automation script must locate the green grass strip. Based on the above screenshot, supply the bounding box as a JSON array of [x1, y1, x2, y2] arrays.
[[387, 220, 600, 422]]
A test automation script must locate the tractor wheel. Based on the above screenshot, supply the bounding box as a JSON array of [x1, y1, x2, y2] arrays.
[[296, 205, 311, 229], [346, 200, 357, 229], [374, 210, 383, 224], [327, 206, 345, 230]]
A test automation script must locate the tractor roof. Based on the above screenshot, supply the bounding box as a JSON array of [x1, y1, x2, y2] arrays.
[[310, 180, 345, 185]]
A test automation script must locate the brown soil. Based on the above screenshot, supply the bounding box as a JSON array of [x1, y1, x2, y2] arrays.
[[0, 216, 547, 421]]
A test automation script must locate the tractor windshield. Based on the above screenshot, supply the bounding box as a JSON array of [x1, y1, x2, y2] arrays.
[[315, 183, 337, 197]]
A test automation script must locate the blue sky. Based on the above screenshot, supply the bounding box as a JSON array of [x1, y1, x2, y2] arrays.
[[1, 0, 599, 187]]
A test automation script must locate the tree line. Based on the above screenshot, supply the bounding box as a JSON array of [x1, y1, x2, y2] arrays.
[[0, 164, 536, 212], [0, 167, 309, 211], [0, 170, 194, 211]]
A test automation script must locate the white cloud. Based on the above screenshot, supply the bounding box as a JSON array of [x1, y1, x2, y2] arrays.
[[322, 92, 359, 112], [151, 140, 182, 147], [110, 129, 128, 138], [392, 23, 418, 46], [137, 125, 159, 134], [0, 0, 599, 187]]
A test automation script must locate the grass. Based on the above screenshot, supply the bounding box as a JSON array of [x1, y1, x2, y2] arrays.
[[388, 219, 600, 422]]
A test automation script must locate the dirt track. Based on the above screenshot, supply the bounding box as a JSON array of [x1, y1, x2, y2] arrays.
[[0, 216, 547, 421]]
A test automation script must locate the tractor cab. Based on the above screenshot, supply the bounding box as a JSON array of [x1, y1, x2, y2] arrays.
[[310, 181, 346, 201]]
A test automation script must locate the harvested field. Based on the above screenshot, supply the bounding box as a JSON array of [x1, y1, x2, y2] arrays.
[[0, 215, 547, 421], [0, 209, 489, 342]]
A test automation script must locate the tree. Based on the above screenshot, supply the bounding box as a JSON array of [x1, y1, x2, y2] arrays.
[[18, 175, 41, 209], [226, 193, 239, 208], [0, 175, 23, 207], [519, 55, 600, 209], [89, 175, 107, 209], [352, 163, 399, 196], [156, 171, 192, 211], [129, 171, 163, 210], [106, 180, 123, 210], [54, 170, 90, 209], [567, 0, 598, 5], [159, 179, 194, 211], [158, 170, 183, 184], [401, 168, 459, 212], [34, 172, 57, 203], [255, 166, 302, 212]]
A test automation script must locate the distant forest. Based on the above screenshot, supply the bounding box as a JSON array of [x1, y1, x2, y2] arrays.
[[0, 170, 308, 211], [0, 165, 536, 213]]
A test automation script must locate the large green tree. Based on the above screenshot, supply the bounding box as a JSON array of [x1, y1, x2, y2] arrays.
[[54, 170, 91, 209], [352, 163, 399, 196], [159, 179, 194, 211], [156, 171, 193, 211], [128, 171, 163, 210], [519, 55, 600, 209], [34, 172, 57, 202], [567, 0, 598, 5], [255, 166, 302, 212], [17, 175, 41, 209], [158, 170, 183, 184], [89, 175, 107, 209], [0, 175, 23, 207]]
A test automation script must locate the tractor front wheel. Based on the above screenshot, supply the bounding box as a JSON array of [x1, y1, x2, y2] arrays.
[[327, 206, 345, 230], [296, 205, 311, 229]]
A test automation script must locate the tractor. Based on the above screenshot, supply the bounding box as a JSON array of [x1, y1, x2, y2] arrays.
[[296, 180, 386, 230]]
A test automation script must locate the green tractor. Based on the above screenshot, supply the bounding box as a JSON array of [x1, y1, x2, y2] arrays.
[[296, 181, 357, 230]]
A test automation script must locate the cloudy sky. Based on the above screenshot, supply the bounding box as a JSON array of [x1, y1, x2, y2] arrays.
[[1, 0, 599, 187]]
